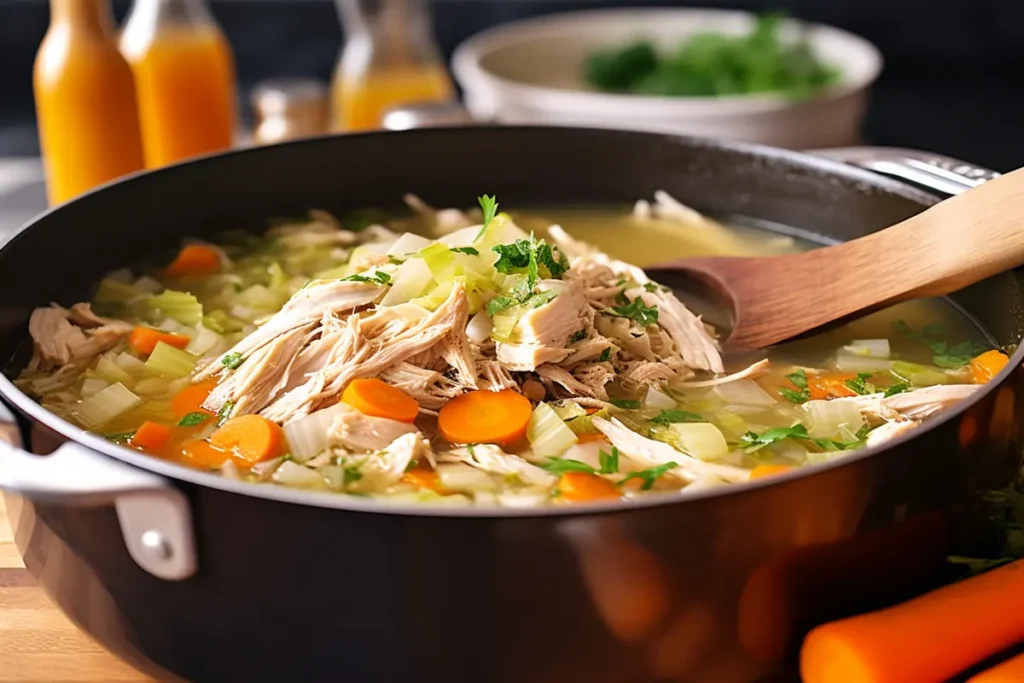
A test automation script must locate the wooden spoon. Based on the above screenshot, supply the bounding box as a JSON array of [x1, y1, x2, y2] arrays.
[[645, 166, 1024, 351]]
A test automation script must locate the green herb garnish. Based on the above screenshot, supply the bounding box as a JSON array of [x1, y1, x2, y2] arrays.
[[450, 246, 479, 256], [177, 412, 210, 427], [884, 382, 911, 397], [893, 320, 990, 369], [780, 368, 811, 404], [643, 282, 659, 292], [221, 352, 244, 370], [341, 271, 391, 286], [609, 398, 642, 410], [843, 372, 876, 396], [569, 329, 588, 344], [740, 424, 809, 451], [104, 430, 136, 442], [650, 409, 704, 425], [216, 401, 234, 426], [598, 348, 612, 362], [598, 447, 620, 474], [473, 195, 499, 241], [619, 462, 678, 491], [542, 457, 601, 474], [609, 297, 659, 326]]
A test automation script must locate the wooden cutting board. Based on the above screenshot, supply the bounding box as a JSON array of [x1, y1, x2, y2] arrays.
[[0, 498, 152, 682]]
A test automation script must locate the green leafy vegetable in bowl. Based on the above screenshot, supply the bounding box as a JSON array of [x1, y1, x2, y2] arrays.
[[584, 12, 840, 99]]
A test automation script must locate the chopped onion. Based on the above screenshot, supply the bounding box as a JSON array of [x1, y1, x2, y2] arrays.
[[386, 232, 434, 256], [73, 382, 141, 428], [666, 423, 728, 461], [843, 339, 890, 358], [144, 341, 198, 379], [712, 379, 776, 407], [834, 353, 892, 373], [282, 403, 347, 461], [95, 356, 132, 384], [115, 352, 147, 375], [802, 400, 866, 439], [380, 257, 432, 306], [186, 325, 225, 357], [437, 463, 496, 491], [272, 460, 324, 488], [527, 402, 579, 459], [80, 377, 110, 398], [465, 311, 493, 344], [645, 385, 677, 410]]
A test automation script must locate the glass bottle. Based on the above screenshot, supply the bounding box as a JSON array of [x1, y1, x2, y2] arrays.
[[120, 0, 237, 168], [33, 0, 145, 205], [331, 0, 454, 132], [251, 78, 330, 145]]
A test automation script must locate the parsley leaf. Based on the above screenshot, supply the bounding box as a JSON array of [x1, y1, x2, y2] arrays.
[[787, 368, 808, 389], [643, 282, 659, 292], [884, 382, 910, 397], [474, 195, 499, 240], [542, 457, 598, 474], [485, 294, 518, 316], [404, 459, 419, 473], [780, 368, 810, 403], [177, 412, 210, 427], [893, 320, 990, 368], [450, 246, 479, 256], [843, 372, 876, 396], [811, 424, 872, 451], [569, 329, 588, 344], [526, 290, 558, 309], [221, 352, 244, 370], [619, 462, 677, 491], [740, 424, 809, 451], [609, 297, 659, 326], [650, 409, 704, 425], [598, 347, 612, 362], [344, 466, 364, 483], [492, 235, 568, 286], [492, 240, 533, 274], [341, 271, 391, 286], [216, 400, 234, 426], [609, 398, 642, 410], [598, 447, 620, 474]]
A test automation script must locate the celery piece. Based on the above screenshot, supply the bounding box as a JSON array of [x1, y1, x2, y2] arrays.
[[147, 290, 202, 326], [144, 341, 198, 379]]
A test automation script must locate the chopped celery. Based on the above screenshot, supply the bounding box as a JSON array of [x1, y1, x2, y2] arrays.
[[713, 379, 776, 407], [410, 279, 456, 311], [114, 352, 147, 375], [550, 400, 586, 421], [662, 422, 728, 461], [528, 402, 579, 458], [272, 461, 325, 488], [712, 411, 749, 439], [565, 408, 611, 437], [890, 360, 952, 387], [133, 275, 164, 294], [490, 306, 522, 342], [834, 353, 891, 373], [419, 242, 459, 282], [801, 400, 865, 439], [133, 376, 175, 397], [95, 356, 132, 384], [94, 277, 147, 304], [73, 382, 141, 429], [81, 377, 110, 398], [203, 310, 246, 334], [147, 290, 202, 326], [380, 257, 433, 306], [144, 341, 198, 379], [186, 325, 225, 357]]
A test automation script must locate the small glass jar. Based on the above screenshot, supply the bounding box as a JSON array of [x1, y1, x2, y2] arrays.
[[251, 79, 330, 145], [331, 0, 454, 132]]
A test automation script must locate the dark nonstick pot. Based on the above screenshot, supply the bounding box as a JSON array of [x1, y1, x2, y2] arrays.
[[0, 128, 1022, 683]]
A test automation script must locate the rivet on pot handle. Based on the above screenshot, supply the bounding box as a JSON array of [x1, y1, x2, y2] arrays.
[[807, 146, 1001, 196], [0, 403, 197, 581]]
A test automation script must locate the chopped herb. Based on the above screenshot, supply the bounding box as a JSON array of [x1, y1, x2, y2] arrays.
[[619, 462, 677, 491], [598, 348, 612, 362], [740, 424, 809, 451], [177, 412, 209, 427], [598, 447, 620, 474], [526, 290, 558, 309], [550, 488, 563, 498], [221, 352, 244, 370], [609, 398, 642, 410], [341, 271, 391, 286], [779, 368, 811, 403], [893, 319, 989, 368], [343, 466, 364, 483], [473, 195, 499, 241], [569, 328, 588, 344], [787, 368, 808, 389], [450, 246, 479, 255], [811, 424, 872, 451], [387, 255, 405, 265], [884, 382, 911, 397], [609, 296, 659, 326], [615, 289, 630, 305], [485, 294, 518, 316], [615, 278, 628, 286], [650, 409, 704, 425], [492, 234, 568, 287], [843, 372, 876, 396], [217, 401, 234, 426], [404, 459, 419, 472], [542, 457, 599, 474], [466, 444, 476, 456], [643, 282, 659, 292]]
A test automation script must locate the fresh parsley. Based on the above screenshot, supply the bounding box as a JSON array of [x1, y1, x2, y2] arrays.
[[450, 246, 479, 255], [740, 424, 809, 451], [884, 382, 910, 397], [609, 297, 659, 326], [643, 282, 659, 292], [609, 398, 642, 410], [177, 412, 210, 427], [569, 329, 588, 344], [843, 372, 876, 396], [221, 352, 244, 370], [780, 368, 811, 404], [810, 424, 871, 451], [542, 458, 602, 474], [893, 320, 990, 369], [344, 466, 364, 484], [492, 234, 568, 286], [341, 271, 391, 286], [598, 447, 620, 474], [217, 401, 234, 426], [650, 409, 704, 425], [619, 462, 677, 491], [598, 347, 612, 362], [404, 459, 420, 473], [473, 195, 499, 240]]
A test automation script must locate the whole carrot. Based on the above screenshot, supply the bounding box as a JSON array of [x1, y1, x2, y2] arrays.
[[801, 558, 1024, 683], [967, 650, 1024, 683]]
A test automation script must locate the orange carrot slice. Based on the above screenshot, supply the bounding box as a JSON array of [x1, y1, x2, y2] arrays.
[[129, 421, 172, 452], [800, 557, 1024, 683], [341, 378, 419, 423], [402, 469, 450, 495], [966, 651, 1024, 682], [969, 350, 1010, 384], [164, 244, 221, 277], [182, 439, 232, 469], [750, 464, 794, 480], [577, 432, 609, 444], [171, 380, 218, 419], [128, 326, 190, 356], [808, 372, 859, 400], [210, 414, 284, 464], [437, 389, 532, 445], [557, 472, 621, 503]]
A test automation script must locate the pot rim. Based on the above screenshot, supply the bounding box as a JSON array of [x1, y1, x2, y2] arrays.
[[0, 126, 1011, 519]]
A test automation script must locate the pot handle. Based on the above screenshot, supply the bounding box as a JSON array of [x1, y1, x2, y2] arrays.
[[807, 146, 1001, 196], [0, 403, 196, 581]]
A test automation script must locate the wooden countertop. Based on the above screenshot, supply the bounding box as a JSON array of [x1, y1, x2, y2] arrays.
[[0, 499, 152, 682]]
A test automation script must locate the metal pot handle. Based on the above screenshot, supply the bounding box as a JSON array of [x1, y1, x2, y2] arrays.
[[0, 402, 196, 581], [806, 146, 1001, 196]]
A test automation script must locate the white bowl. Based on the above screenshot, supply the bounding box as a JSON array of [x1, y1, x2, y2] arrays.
[[451, 8, 883, 149]]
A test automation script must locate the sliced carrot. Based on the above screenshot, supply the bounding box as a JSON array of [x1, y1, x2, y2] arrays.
[[128, 326, 190, 356], [129, 421, 172, 452], [800, 557, 1024, 683], [171, 380, 218, 419], [557, 472, 621, 503], [181, 439, 232, 469], [808, 372, 859, 400], [577, 432, 609, 444], [210, 414, 284, 464], [164, 243, 221, 277], [437, 389, 532, 445], [584, 406, 601, 415], [969, 350, 1010, 384], [402, 468, 450, 495], [966, 651, 1024, 683], [750, 464, 794, 480], [342, 378, 419, 423]]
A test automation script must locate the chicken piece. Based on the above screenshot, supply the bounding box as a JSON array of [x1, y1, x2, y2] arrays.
[[639, 289, 724, 374], [865, 420, 918, 448], [676, 359, 771, 388], [28, 304, 132, 370], [477, 359, 518, 392], [496, 279, 592, 372], [439, 445, 556, 487], [882, 384, 980, 420], [572, 362, 615, 400], [547, 225, 596, 260], [378, 362, 461, 410], [349, 252, 390, 272], [536, 365, 599, 398], [438, 290, 478, 388], [345, 433, 430, 493], [328, 407, 419, 452], [66, 303, 111, 328], [650, 190, 709, 226], [195, 280, 383, 381], [564, 335, 616, 365], [622, 361, 677, 389], [593, 417, 749, 483]]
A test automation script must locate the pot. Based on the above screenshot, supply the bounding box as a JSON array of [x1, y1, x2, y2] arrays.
[[0, 128, 1020, 683], [449, 8, 882, 148]]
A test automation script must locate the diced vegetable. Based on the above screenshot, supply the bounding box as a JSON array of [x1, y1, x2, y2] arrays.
[[419, 242, 459, 283], [465, 311, 493, 344], [965, 651, 1024, 683], [834, 353, 892, 373], [386, 232, 433, 256], [842, 339, 891, 358], [186, 325, 225, 356], [437, 463, 496, 491], [341, 378, 419, 423], [437, 389, 533, 445], [402, 468, 450, 495], [889, 360, 952, 387], [556, 472, 620, 502], [81, 377, 110, 398], [807, 372, 859, 400], [95, 356, 132, 384], [563, 407, 611, 438], [549, 400, 586, 422], [645, 385, 677, 410], [146, 290, 203, 326], [114, 352, 147, 374], [165, 244, 222, 276], [130, 421, 172, 452], [749, 464, 793, 480], [94, 277, 147, 304], [664, 422, 728, 461], [128, 326, 191, 356], [380, 257, 432, 306], [133, 376, 175, 397], [527, 402, 579, 458], [144, 341, 198, 379], [73, 382, 142, 428], [272, 460, 324, 488], [282, 403, 347, 461], [969, 350, 1010, 384], [133, 275, 164, 293], [801, 400, 866, 439], [170, 381, 217, 419], [713, 379, 776, 407], [210, 414, 285, 464]]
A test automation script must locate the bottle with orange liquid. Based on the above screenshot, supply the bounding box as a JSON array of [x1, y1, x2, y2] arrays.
[[332, 0, 454, 132], [33, 0, 146, 205], [120, 0, 237, 168]]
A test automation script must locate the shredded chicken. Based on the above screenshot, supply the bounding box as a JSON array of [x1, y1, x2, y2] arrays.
[[328, 407, 419, 451], [344, 433, 429, 493], [865, 420, 918, 447], [28, 303, 132, 371], [677, 359, 770, 388], [496, 279, 592, 372], [439, 445, 556, 487], [639, 288, 724, 374]]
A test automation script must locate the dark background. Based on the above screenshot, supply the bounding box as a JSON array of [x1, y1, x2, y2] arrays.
[[3, 0, 1024, 171]]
